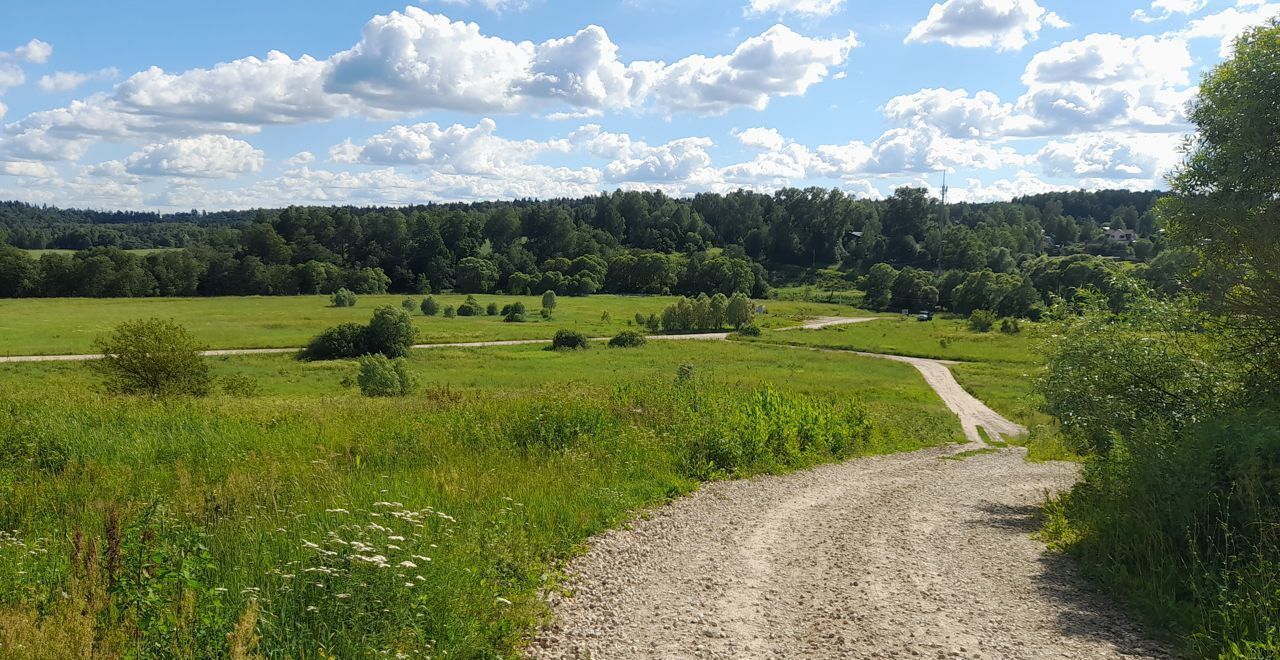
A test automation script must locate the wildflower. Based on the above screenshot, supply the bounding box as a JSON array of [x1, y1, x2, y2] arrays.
[[306, 605, 319, 612], [398, 560, 417, 569], [336, 593, 351, 599], [325, 509, 350, 515], [496, 597, 512, 605]]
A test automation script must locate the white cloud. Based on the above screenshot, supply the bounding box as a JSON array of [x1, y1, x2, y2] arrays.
[[1133, 0, 1208, 23], [1036, 132, 1182, 182], [882, 87, 1025, 138], [1022, 34, 1189, 87], [125, 135, 265, 178], [0, 160, 58, 178], [0, 63, 24, 92], [744, 0, 846, 18], [906, 0, 1068, 51], [733, 127, 788, 150], [650, 25, 857, 114], [437, 0, 531, 12], [570, 125, 716, 183], [950, 171, 1071, 202], [286, 151, 315, 165], [1180, 1, 1280, 57], [339, 118, 566, 174], [37, 68, 119, 93], [519, 26, 660, 112], [6, 39, 53, 64]]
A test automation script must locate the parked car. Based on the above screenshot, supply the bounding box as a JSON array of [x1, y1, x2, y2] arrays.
[[916, 311, 933, 321]]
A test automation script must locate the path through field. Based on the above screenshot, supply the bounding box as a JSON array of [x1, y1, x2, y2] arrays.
[[528, 343, 1168, 659]]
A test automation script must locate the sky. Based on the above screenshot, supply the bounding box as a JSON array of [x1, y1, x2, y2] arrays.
[[0, 0, 1276, 212]]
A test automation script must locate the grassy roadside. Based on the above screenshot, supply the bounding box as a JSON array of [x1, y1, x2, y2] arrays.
[[0, 341, 961, 657], [0, 294, 864, 356]]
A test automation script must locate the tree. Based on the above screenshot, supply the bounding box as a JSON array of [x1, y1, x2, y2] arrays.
[[356, 354, 414, 397], [401, 298, 418, 313], [420, 296, 440, 316], [1159, 19, 1280, 383], [89, 319, 212, 397], [725, 292, 755, 328], [861, 263, 898, 311], [0, 245, 35, 297], [331, 288, 357, 307], [457, 295, 484, 316], [365, 306, 417, 358], [549, 329, 589, 351], [967, 310, 996, 333], [890, 267, 938, 312], [454, 257, 499, 293], [503, 301, 527, 322], [299, 323, 368, 361], [541, 290, 558, 314]]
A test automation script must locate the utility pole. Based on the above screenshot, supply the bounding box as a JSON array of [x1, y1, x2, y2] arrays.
[[936, 171, 949, 276]]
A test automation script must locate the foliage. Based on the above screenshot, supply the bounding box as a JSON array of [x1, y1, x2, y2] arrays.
[[1158, 18, 1280, 385], [401, 298, 417, 313], [217, 372, 261, 397], [607, 330, 647, 348], [1036, 289, 1244, 454], [736, 323, 762, 337], [725, 292, 755, 328], [330, 288, 357, 308], [88, 319, 213, 397], [502, 301, 526, 323], [486, 302, 499, 316], [443, 305, 456, 318], [541, 290, 557, 313], [356, 354, 415, 397], [967, 310, 996, 333], [420, 296, 439, 316], [539, 307, 551, 320], [456, 295, 484, 317], [300, 306, 417, 361], [454, 257, 499, 293], [999, 318, 1021, 334], [549, 329, 589, 351]]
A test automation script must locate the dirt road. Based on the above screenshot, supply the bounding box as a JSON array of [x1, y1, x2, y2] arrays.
[[528, 347, 1166, 659]]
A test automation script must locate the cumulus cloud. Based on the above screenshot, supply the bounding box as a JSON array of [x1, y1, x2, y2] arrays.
[[1179, 1, 1280, 57], [437, 0, 531, 12], [0, 8, 856, 164], [338, 118, 567, 174], [1133, 0, 1208, 23], [125, 135, 265, 178], [4, 39, 53, 64], [882, 88, 1025, 138], [733, 127, 788, 150], [0, 160, 58, 178], [744, 0, 846, 18], [38, 68, 119, 93], [906, 0, 1068, 51], [1036, 132, 1182, 182]]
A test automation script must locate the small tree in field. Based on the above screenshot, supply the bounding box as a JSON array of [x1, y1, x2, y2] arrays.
[[420, 296, 440, 316], [89, 319, 212, 397], [444, 306, 456, 318], [366, 306, 417, 358], [486, 302, 499, 316], [401, 298, 417, 313], [968, 309, 996, 333], [549, 329, 589, 351], [726, 292, 755, 328], [503, 301, 527, 323], [356, 354, 414, 397], [541, 290, 558, 316], [331, 288, 358, 307]]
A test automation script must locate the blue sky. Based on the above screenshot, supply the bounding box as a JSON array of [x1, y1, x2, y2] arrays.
[[0, 0, 1276, 211]]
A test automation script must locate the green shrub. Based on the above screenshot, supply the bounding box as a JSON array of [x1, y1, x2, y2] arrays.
[[541, 290, 558, 313], [549, 329, 589, 351], [608, 330, 646, 348], [356, 354, 415, 397], [217, 373, 261, 397], [486, 302, 499, 316], [503, 301, 526, 323], [457, 296, 484, 317], [634, 312, 646, 325], [676, 362, 695, 383], [540, 307, 552, 320], [443, 306, 456, 318], [88, 319, 213, 397], [999, 318, 1021, 334], [420, 296, 440, 316], [967, 309, 996, 332], [736, 323, 761, 337], [365, 306, 417, 358], [299, 322, 368, 361], [401, 298, 417, 313], [331, 288, 358, 308]]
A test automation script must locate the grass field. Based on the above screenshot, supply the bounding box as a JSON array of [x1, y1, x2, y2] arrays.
[[0, 340, 960, 657], [0, 294, 862, 356]]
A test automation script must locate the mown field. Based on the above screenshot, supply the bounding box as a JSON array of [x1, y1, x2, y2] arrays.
[[0, 337, 962, 657], [0, 294, 862, 356]]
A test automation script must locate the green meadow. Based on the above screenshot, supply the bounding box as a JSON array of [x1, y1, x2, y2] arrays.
[[0, 294, 861, 356]]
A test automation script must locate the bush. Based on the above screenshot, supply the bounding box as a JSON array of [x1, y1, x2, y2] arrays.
[[457, 295, 484, 317], [608, 330, 647, 348], [217, 373, 261, 397], [540, 307, 552, 320], [88, 319, 213, 397], [299, 322, 368, 361], [420, 296, 440, 316], [443, 306, 456, 318], [676, 363, 695, 383], [486, 302, 499, 316], [365, 306, 417, 358], [634, 312, 647, 325], [967, 309, 996, 332], [1000, 318, 1021, 334], [541, 290, 558, 313], [549, 329, 589, 351], [356, 354, 415, 397], [726, 292, 755, 328], [401, 298, 417, 314], [331, 288, 358, 308], [736, 323, 761, 337], [503, 301, 526, 323]]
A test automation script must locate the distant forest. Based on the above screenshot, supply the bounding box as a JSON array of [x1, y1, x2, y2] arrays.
[[0, 188, 1188, 316]]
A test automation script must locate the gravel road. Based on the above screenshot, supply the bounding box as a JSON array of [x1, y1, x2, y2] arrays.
[[528, 351, 1167, 659]]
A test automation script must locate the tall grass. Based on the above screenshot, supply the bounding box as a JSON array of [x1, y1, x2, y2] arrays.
[[1042, 410, 1280, 657], [0, 373, 938, 657]]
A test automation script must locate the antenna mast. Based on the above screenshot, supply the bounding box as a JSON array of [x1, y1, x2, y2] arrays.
[[937, 171, 949, 275]]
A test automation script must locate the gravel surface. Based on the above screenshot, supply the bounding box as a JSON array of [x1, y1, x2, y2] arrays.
[[528, 352, 1167, 659]]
